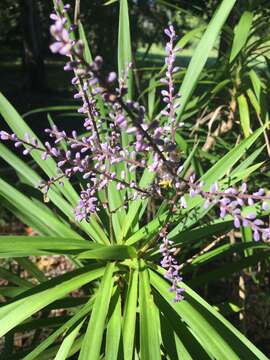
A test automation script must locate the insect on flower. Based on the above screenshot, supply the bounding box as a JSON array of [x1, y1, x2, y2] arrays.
[[159, 179, 173, 189]]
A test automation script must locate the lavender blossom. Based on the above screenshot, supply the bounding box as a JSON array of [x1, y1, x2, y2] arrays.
[[160, 235, 184, 302], [188, 176, 270, 242], [75, 185, 98, 222], [161, 25, 181, 143], [50, 16, 73, 56]]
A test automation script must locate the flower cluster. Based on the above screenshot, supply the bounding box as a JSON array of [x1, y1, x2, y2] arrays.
[[160, 234, 184, 302], [48, 6, 187, 212], [161, 25, 182, 143], [188, 176, 270, 241], [1, 4, 270, 303], [50, 4, 73, 56]]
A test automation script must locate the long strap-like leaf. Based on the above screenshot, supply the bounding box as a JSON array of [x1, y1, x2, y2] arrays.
[[79, 263, 115, 360], [176, 0, 237, 121]]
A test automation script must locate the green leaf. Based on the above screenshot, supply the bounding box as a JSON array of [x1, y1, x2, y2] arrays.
[[200, 116, 264, 186], [148, 220, 233, 258], [241, 226, 253, 257], [230, 144, 265, 176], [176, 26, 206, 50], [150, 270, 268, 360], [104, 0, 118, 5], [108, 179, 126, 242], [126, 126, 265, 247], [11, 316, 70, 334], [0, 143, 40, 186], [187, 242, 269, 268], [0, 178, 79, 238], [23, 296, 96, 360], [117, 0, 133, 186], [122, 269, 138, 360], [0, 198, 53, 237], [0, 286, 26, 298], [118, 0, 132, 98], [0, 236, 94, 258], [0, 267, 33, 289], [105, 287, 122, 360], [22, 106, 78, 119], [189, 249, 270, 286], [0, 93, 76, 204], [0, 92, 109, 244], [148, 77, 156, 119], [79, 263, 115, 360], [78, 22, 92, 63], [37, 337, 83, 360], [0, 143, 105, 241], [15, 257, 47, 283], [181, 142, 199, 177], [214, 302, 241, 316], [125, 211, 167, 246], [176, 0, 237, 121], [168, 125, 266, 238], [0, 266, 104, 337], [237, 94, 251, 138], [139, 264, 161, 360], [233, 162, 264, 182], [121, 167, 155, 241], [211, 79, 231, 94], [77, 244, 136, 260], [230, 11, 253, 63], [247, 88, 260, 115], [156, 294, 210, 360], [249, 70, 262, 100], [55, 320, 85, 360]]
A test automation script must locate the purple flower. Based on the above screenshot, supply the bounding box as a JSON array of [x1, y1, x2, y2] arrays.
[[246, 213, 256, 220], [162, 25, 180, 144], [0, 131, 11, 140], [204, 199, 210, 209], [159, 235, 184, 302], [234, 216, 241, 228], [210, 182, 218, 193], [253, 230, 260, 241], [262, 202, 269, 211], [50, 18, 72, 56]]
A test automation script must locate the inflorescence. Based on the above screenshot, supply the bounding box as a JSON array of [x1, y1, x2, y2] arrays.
[[1, 3, 270, 302]]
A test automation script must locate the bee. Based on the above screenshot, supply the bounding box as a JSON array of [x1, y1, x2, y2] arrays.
[[159, 179, 173, 189]]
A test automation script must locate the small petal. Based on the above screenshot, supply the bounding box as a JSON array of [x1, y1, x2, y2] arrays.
[[234, 217, 241, 228], [262, 202, 269, 211], [253, 230, 260, 241], [50, 42, 63, 53], [204, 199, 210, 209], [246, 213, 256, 220], [0, 131, 10, 140], [180, 196, 187, 209]]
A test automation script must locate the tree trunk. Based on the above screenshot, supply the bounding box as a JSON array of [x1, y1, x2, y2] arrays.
[[20, 0, 45, 91]]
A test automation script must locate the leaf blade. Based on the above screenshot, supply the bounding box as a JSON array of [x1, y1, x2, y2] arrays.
[[230, 11, 254, 63], [0, 266, 104, 337], [139, 264, 161, 360], [79, 263, 115, 360], [176, 0, 237, 121]]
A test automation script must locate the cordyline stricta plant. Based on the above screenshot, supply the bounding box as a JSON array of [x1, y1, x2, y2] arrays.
[[0, 1, 269, 359]]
